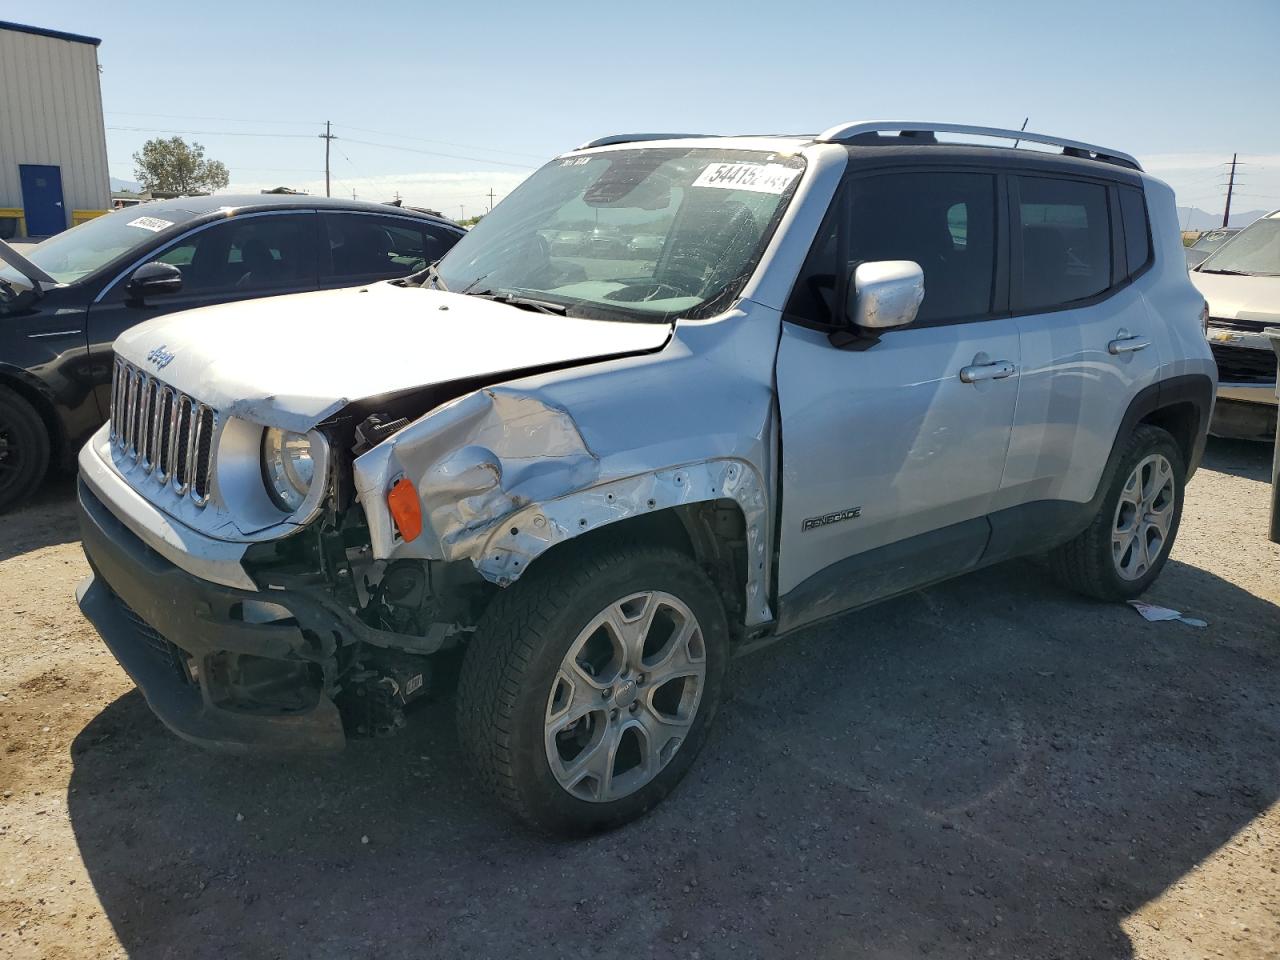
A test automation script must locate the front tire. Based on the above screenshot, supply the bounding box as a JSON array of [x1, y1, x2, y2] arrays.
[[0, 387, 51, 514], [1049, 424, 1185, 601], [456, 542, 728, 835]]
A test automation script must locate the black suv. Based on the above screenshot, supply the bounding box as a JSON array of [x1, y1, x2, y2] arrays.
[[0, 195, 463, 511]]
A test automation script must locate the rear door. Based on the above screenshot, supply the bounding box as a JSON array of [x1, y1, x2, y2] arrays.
[[774, 167, 1021, 629], [86, 211, 318, 410], [999, 175, 1162, 512]]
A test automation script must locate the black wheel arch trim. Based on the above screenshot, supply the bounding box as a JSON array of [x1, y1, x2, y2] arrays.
[[1110, 373, 1214, 485]]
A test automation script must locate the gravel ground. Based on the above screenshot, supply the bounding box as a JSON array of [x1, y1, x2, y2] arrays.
[[1, 438, 1277, 960]]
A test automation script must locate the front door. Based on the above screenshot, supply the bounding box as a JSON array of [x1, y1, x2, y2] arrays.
[[774, 168, 1020, 631], [19, 164, 65, 236]]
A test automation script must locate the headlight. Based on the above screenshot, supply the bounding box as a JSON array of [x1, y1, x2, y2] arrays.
[[261, 427, 319, 512]]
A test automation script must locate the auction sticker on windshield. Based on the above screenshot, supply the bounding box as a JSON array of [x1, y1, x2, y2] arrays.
[[693, 162, 801, 194], [126, 216, 174, 233]]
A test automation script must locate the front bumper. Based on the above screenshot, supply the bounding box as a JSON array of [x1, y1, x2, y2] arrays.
[[76, 478, 346, 753]]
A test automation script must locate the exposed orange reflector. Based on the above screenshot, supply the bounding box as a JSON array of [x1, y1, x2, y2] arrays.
[[387, 477, 423, 542]]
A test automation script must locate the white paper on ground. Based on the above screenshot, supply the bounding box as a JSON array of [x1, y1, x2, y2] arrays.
[[1127, 600, 1208, 628]]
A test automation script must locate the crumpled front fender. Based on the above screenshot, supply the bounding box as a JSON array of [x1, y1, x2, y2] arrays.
[[352, 386, 773, 626]]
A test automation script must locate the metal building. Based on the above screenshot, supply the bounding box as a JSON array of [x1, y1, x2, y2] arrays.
[[0, 21, 111, 238]]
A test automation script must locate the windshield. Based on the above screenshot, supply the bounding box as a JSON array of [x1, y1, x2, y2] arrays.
[[435, 148, 806, 321], [0, 205, 196, 287], [1192, 229, 1235, 252], [1198, 217, 1280, 276]]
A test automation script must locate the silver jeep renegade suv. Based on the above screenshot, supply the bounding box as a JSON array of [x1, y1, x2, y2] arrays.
[[76, 121, 1215, 834]]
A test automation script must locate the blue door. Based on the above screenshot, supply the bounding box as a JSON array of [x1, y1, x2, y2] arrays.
[[19, 164, 66, 236]]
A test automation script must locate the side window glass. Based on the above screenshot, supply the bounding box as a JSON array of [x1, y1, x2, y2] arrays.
[[152, 216, 310, 294], [156, 241, 197, 269], [1118, 186, 1151, 278], [847, 172, 997, 323], [325, 215, 441, 281], [1014, 177, 1112, 311]]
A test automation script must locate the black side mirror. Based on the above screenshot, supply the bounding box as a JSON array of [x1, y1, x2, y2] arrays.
[[127, 261, 183, 303]]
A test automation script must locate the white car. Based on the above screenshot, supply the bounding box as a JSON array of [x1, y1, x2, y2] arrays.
[[1190, 209, 1280, 440], [76, 122, 1214, 834]]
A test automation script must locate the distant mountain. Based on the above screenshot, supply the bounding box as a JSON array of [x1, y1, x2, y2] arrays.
[[110, 176, 142, 193], [1177, 206, 1269, 231]]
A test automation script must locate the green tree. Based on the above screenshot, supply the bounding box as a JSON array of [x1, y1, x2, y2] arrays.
[[132, 137, 230, 194]]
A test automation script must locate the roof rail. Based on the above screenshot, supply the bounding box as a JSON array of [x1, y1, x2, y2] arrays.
[[814, 121, 1141, 171], [576, 133, 714, 151]]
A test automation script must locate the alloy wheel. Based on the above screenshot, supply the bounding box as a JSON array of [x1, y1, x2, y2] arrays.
[[1111, 453, 1176, 581], [544, 591, 706, 802]]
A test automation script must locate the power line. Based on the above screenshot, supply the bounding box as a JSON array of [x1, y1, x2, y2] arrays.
[[107, 125, 316, 139], [106, 110, 321, 126], [340, 137, 531, 169], [333, 123, 547, 161]]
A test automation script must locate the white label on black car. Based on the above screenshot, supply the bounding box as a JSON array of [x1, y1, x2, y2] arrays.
[[692, 162, 800, 194], [126, 216, 174, 232]]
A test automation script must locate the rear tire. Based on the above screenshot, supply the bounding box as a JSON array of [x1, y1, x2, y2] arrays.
[[456, 541, 728, 836], [0, 386, 51, 514], [1049, 425, 1185, 601]]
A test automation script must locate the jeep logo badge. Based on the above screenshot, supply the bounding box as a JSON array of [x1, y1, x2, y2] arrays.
[[145, 345, 176, 369]]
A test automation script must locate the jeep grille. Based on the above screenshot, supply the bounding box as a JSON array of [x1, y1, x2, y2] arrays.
[[109, 358, 217, 505]]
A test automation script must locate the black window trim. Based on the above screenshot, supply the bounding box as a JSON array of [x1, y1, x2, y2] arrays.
[[782, 162, 1011, 332]]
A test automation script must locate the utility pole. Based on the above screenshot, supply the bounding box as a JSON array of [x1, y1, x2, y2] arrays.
[[487, 188, 496, 213], [319, 121, 336, 198], [1222, 153, 1238, 228]]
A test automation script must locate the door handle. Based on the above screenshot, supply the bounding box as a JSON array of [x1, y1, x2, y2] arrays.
[[1108, 334, 1150, 355], [959, 359, 1017, 383]]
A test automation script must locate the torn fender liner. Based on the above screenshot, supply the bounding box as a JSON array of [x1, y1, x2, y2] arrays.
[[354, 387, 600, 562], [475, 459, 773, 626]]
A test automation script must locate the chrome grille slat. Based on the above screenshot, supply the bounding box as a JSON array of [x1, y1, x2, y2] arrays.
[[108, 358, 217, 507], [124, 369, 140, 456], [156, 387, 175, 480]]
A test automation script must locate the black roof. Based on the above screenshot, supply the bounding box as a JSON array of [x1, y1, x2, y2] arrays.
[[131, 194, 462, 229], [0, 20, 101, 46]]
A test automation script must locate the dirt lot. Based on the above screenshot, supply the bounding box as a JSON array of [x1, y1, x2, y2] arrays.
[[1, 439, 1277, 960]]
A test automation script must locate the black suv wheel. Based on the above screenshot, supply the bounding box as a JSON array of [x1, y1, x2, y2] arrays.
[[0, 386, 51, 513]]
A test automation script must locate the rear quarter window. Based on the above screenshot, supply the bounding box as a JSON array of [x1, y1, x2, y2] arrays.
[[1118, 186, 1152, 278]]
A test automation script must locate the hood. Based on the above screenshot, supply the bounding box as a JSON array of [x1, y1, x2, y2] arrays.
[[113, 283, 672, 431], [1190, 270, 1280, 324]]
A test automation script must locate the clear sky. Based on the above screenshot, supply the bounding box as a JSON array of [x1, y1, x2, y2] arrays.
[[7, 0, 1279, 220]]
